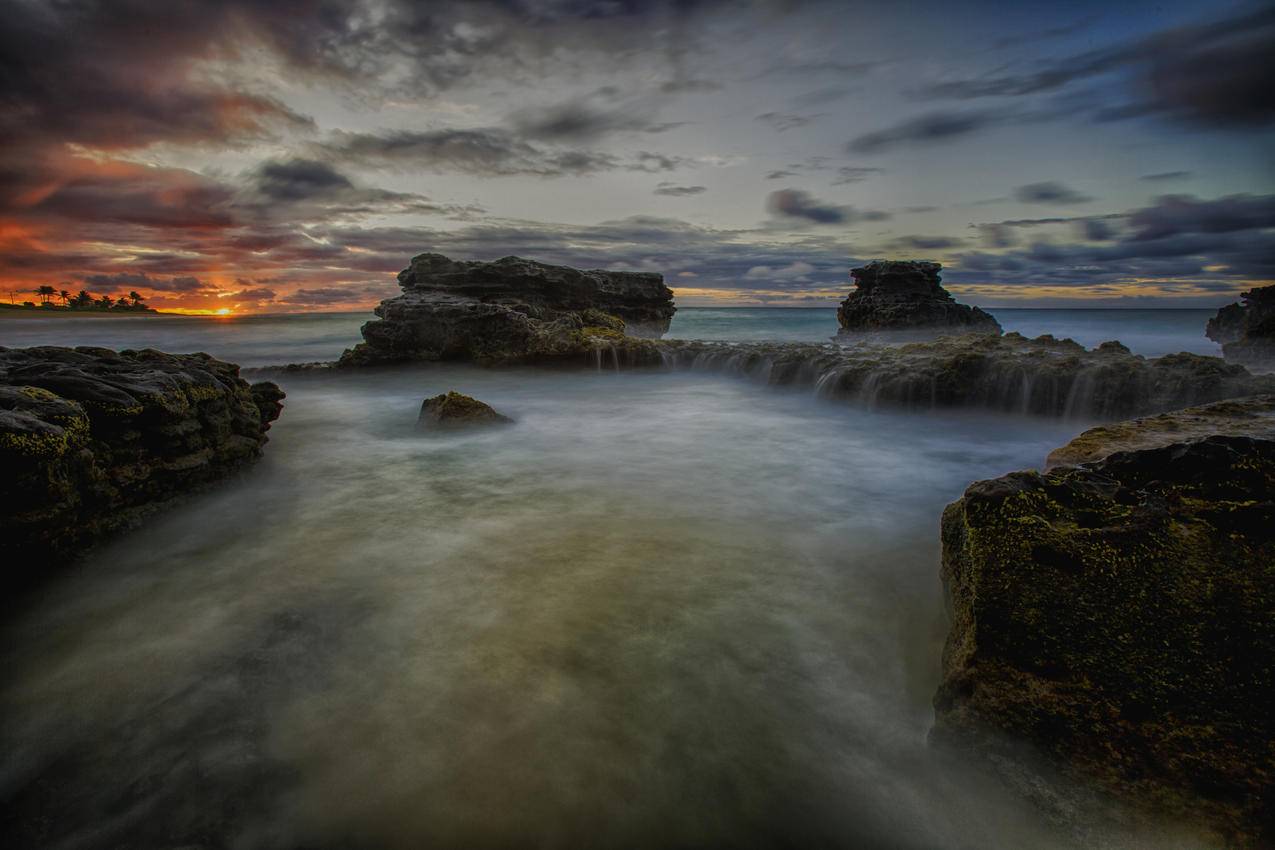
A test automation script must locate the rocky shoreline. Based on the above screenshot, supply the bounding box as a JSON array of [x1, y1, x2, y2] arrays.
[[0, 346, 284, 570], [934, 396, 1275, 846]]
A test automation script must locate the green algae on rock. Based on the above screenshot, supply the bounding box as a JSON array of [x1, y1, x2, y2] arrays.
[[418, 391, 513, 430], [934, 413, 1275, 846], [0, 346, 284, 571]]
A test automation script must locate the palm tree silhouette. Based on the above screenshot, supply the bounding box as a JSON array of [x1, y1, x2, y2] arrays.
[[128, 290, 144, 308], [35, 285, 56, 304], [58, 289, 71, 306]]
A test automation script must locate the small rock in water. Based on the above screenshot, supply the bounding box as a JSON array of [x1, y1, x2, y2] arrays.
[[418, 391, 513, 429]]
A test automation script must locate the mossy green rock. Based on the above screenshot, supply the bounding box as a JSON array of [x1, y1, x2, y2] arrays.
[[1, 346, 284, 571], [935, 430, 1275, 845], [418, 391, 512, 429]]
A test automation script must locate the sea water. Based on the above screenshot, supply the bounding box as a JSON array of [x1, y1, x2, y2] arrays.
[[0, 310, 1223, 848]]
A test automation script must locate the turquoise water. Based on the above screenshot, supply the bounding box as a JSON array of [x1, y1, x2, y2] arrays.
[[0, 307, 1222, 366]]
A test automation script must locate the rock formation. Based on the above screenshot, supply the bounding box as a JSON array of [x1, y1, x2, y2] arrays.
[[934, 397, 1275, 846], [1206, 284, 1275, 372], [418, 391, 512, 429], [339, 254, 675, 366], [656, 332, 1275, 419], [836, 260, 1001, 338], [1, 346, 284, 570]]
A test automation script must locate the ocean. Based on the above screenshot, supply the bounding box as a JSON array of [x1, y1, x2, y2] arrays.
[[0, 308, 1221, 849], [0, 306, 1222, 366]]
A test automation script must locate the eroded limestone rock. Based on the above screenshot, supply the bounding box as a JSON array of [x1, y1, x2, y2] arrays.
[[836, 260, 1001, 338], [934, 407, 1275, 846], [0, 346, 284, 570]]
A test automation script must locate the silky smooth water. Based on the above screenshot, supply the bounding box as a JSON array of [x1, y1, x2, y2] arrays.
[[0, 312, 1224, 848]]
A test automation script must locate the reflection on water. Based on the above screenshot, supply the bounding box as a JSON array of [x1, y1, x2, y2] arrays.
[[0, 366, 1212, 848]]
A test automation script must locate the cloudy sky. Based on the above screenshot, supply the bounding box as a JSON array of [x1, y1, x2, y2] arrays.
[[2, 0, 1272, 313]]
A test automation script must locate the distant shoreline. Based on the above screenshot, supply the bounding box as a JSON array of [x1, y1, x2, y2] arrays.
[[0, 306, 170, 318]]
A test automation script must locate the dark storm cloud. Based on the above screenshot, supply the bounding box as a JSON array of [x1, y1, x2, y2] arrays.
[[0, 0, 759, 165], [891, 235, 963, 251], [1013, 182, 1094, 205], [1140, 171, 1192, 182], [946, 192, 1275, 287], [654, 183, 707, 196], [510, 102, 685, 143], [278, 285, 392, 305], [1079, 218, 1115, 241], [1124, 194, 1275, 241], [847, 110, 1003, 154], [766, 189, 849, 224], [975, 224, 1018, 248], [253, 159, 354, 201], [918, 6, 1275, 129], [316, 129, 688, 177], [232, 287, 278, 301], [246, 158, 480, 218], [82, 273, 216, 293]]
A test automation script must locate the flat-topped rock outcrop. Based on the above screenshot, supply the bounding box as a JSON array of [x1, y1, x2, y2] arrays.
[[836, 260, 1001, 338], [1207, 284, 1275, 372], [933, 398, 1275, 846], [1046, 394, 1275, 467], [1, 346, 284, 570], [339, 254, 674, 366], [656, 332, 1275, 419]]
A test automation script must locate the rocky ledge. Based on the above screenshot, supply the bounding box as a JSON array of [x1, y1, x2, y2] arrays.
[[1206, 284, 1274, 372], [657, 332, 1275, 419], [836, 260, 1001, 338], [339, 253, 674, 367], [934, 397, 1274, 846], [1, 346, 284, 570]]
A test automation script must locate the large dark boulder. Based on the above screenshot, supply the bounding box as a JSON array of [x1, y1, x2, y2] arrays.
[[0, 346, 284, 571], [1207, 284, 1275, 372], [933, 397, 1275, 846], [836, 260, 1001, 338], [339, 254, 675, 366]]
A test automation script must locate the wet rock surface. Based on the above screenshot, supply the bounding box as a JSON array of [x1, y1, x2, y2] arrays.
[[656, 332, 1275, 419], [836, 260, 1001, 338], [1046, 394, 1275, 467], [418, 391, 513, 429], [934, 408, 1275, 846], [0, 346, 284, 570], [1207, 284, 1275, 372], [340, 254, 674, 366]]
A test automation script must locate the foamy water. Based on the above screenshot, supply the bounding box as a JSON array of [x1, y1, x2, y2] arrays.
[[0, 311, 1227, 848]]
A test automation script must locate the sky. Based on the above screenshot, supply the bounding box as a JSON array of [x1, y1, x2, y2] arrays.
[[1, 0, 1272, 314]]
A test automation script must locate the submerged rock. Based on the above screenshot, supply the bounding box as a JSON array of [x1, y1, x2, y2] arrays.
[[339, 253, 674, 367], [418, 391, 512, 429], [656, 332, 1275, 419], [836, 260, 1001, 339], [934, 402, 1275, 846], [0, 346, 284, 571], [1206, 284, 1275, 372]]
